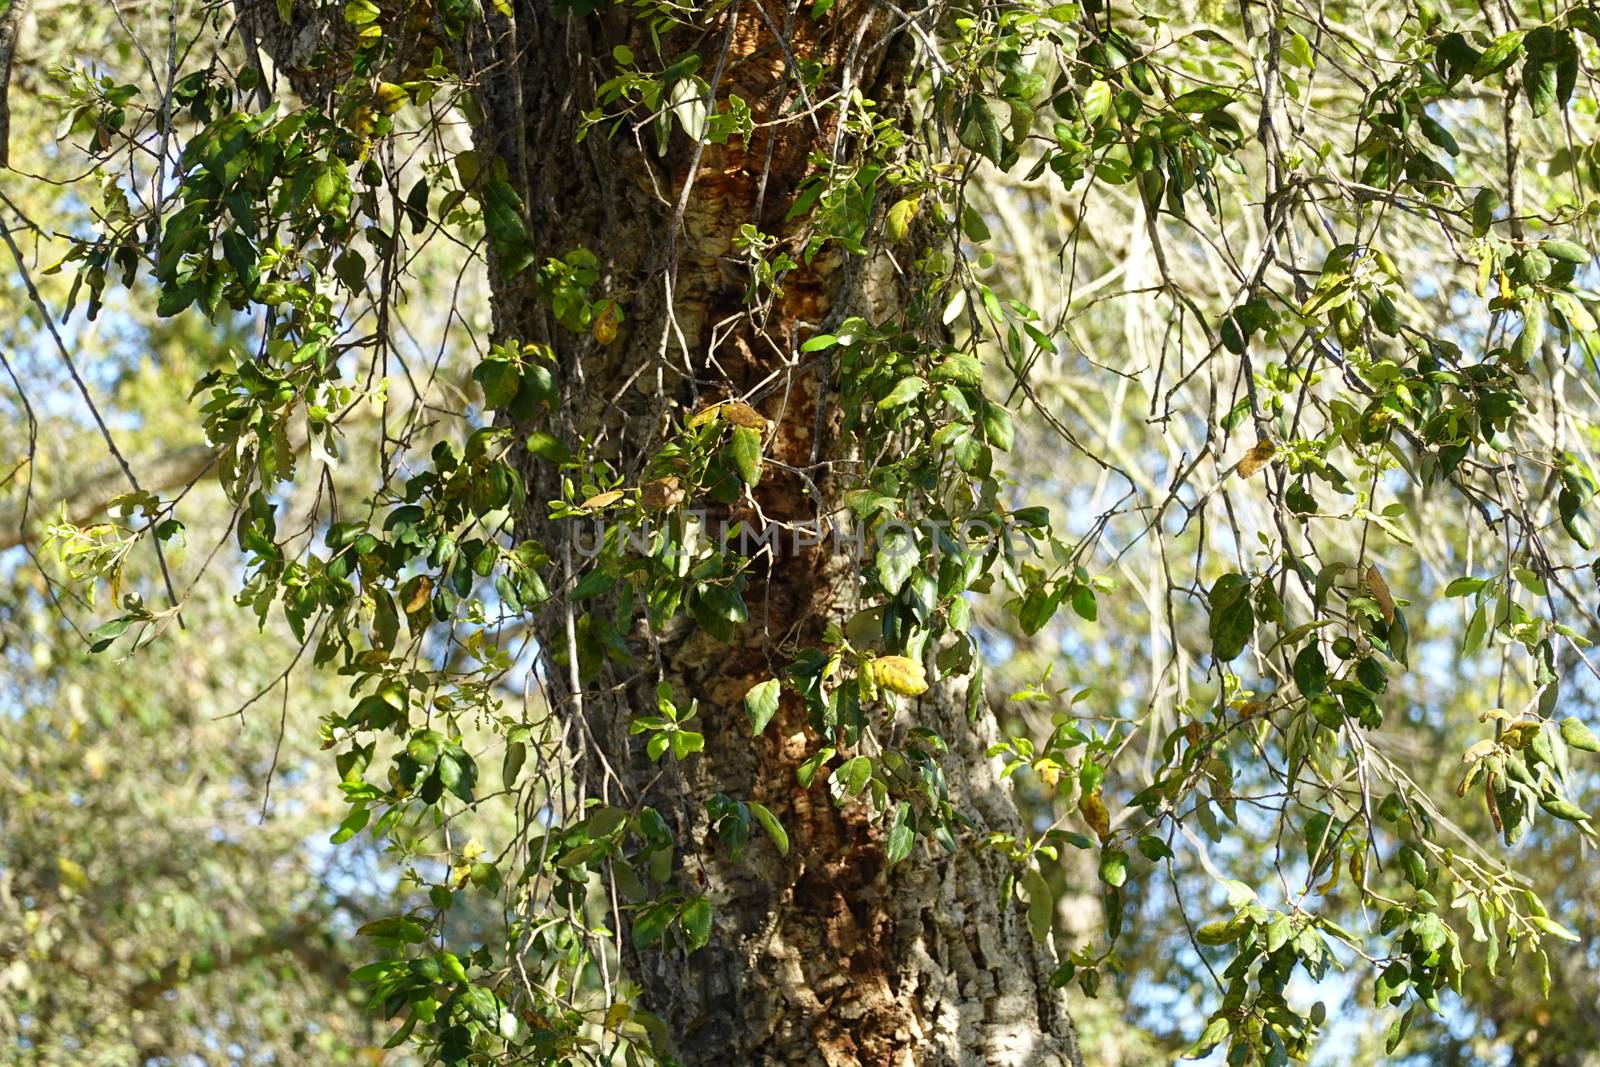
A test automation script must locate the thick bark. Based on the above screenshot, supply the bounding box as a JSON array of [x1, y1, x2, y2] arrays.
[[469, 6, 1078, 1066]]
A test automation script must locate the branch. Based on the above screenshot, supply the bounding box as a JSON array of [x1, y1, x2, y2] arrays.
[[0, 442, 219, 551], [2, 410, 346, 551], [125, 912, 353, 1010], [0, 0, 28, 167]]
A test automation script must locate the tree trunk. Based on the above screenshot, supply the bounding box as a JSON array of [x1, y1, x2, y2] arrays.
[[253, 1, 1079, 1062], [463, 6, 1078, 1066]]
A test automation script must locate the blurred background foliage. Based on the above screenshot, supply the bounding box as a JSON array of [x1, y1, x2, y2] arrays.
[[0, 2, 498, 1063]]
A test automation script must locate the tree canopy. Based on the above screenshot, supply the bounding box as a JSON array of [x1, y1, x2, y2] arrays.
[[4, 0, 1600, 1064]]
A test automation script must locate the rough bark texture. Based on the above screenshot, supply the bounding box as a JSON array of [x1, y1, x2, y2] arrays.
[[475, 6, 1077, 1066], [250, 2, 1080, 1063]]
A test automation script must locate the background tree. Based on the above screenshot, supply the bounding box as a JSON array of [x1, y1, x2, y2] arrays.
[[4, 0, 1600, 1066]]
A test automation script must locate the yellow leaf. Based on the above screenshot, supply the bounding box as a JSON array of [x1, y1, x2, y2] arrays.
[[1236, 441, 1276, 478], [640, 476, 685, 511], [887, 196, 920, 242], [56, 856, 89, 891], [373, 81, 409, 115], [720, 400, 767, 429], [1502, 720, 1541, 749], [872, 655, 928, 696], [581, 489, 624, 510], [1364, 564, 1395, 625], [592, 301, 620, 345], [1079, 790, 1110, 842], [1232, 699, 1269, 719], [687, 404, 723, 428], [403, 575, 433, 614]]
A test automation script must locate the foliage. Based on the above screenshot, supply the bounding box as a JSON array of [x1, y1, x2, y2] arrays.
[[6, 0, 1600, 1064]]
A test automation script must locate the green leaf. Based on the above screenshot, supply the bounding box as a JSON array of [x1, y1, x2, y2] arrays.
[[1436, 32, 1483, 86], [797, 746, 834, 788], [877, 376, 926, 413], [330, 804, 370, 845], [680, 896, 712, 951], [632, 904, 672, 949], [942, 287, 968, 325], [1208, 573, 1255, 662], [1561, 716, 1600, 753], [1530, 915, 1581, 942], [748, 802, 790, 856], [1524, 53, 1558, 117], [1412, 912, 1447, 953], [1399, 843, 1427, 887], [1559, 487, 1595, 548], [1541, 796, 1590, 822], [1195, 918, 1245, 946], [1081, 80, 1113, 124], [670, 730, 704, 760], [1136, 834, 1172, 861], [438, 749, 477, 802], [1097, 848, 1128, 887], [958, 96, 1004, 164], [406, 729, 443, 768], [1220, 312, 1246, 355], [481, 179, 534, 275], [473, 358, 521, 409], [743, 678, 781, 736], [312, 163, 344, 212], [885, 803, 914, 864], [1544, 239, 1590, 264], [961, 204, 991, 242], [932, 353, 983, 385], [1471, 187, 1499, 235], [729, 424, 763, 485], [1266, 913, 1293, 953], [1023, 868, 1053, 942], [357, 916, 428, 943], [525, 430, 572, 463], [502, 740, 526, 786], [1474, 31, 1526, 78], [88, 616, 131, 652], [333, 248, 367, 291], [1293, 645, 1327, 696], [876, 526, 917, 596], [1172, 87, 1234, 112], [1513, 301, 1546, 363], [1386, 1004, 1416, 1054], [1187, 1016, 1231, 1059], [468, 861, 501, 894], [981, 401, 1014, 451], [834, 755, 872, 797]]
